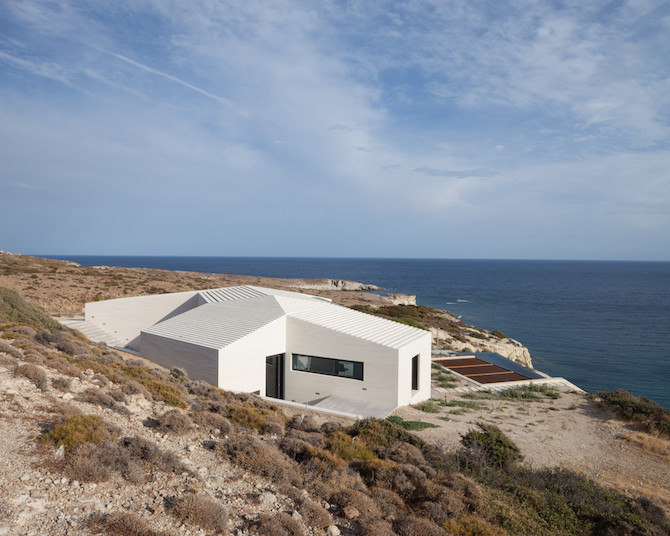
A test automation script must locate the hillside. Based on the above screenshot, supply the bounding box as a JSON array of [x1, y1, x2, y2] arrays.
[[0, 253, 532, 366], [1, 284, 669, 535]]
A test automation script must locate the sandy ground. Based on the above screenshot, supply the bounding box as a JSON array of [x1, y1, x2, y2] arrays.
[[393, 384, 670, 513]]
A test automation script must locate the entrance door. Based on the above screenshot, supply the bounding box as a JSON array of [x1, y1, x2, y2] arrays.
[[266, 354, 284, 399]]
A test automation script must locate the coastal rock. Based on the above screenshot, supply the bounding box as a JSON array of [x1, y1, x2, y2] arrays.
[[431, 327, 533, 368], [386, 293, 416, 306], [288, 279, 384, 292]]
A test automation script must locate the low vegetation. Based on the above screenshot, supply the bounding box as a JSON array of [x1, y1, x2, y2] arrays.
[[1, 287, 668, 535], [595, 389, 670, 437]]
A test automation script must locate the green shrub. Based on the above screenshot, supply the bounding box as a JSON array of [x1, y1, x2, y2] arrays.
[[136, 378, 187, 408], [0, 287, 64, 331], [413, 400, 441, 413], [350, 418, 427, 451], [43, 414, 113, 451], [440, 400, 482, 410], [596, 389, 670, 437], [460, 422, 523, 471], [228, 404, 269, 433], [387, 416, 439, 431], [328, 431, 377, 461]]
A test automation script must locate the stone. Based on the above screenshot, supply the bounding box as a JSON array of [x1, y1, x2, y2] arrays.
[[259, 491, 277, 505], [326, 525, 341, 536], [291, 510, 302, 520], [342, 506, 360, 519]]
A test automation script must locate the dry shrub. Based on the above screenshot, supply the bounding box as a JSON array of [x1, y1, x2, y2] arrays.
[[410, 480, 467, 523], [118, 436, 189, 476], [92, 373, 111, 387], [354, 458, 399, 489], [117, 377, 152, 398], [440, 473, 481, 507], [621, 431, 670, 462], [64, 442, 115, 483], [8, 325, 36, 338], [51, 401, 82, 420], [370, 488, 407, 520], [86, 511, 173, 536], [385, 442, 427, 466], [286, 428, 327, 448], [51, 376, 72, 392], [255, 512, 306, 536], [218, 434, 303, 487], [0, 354, 17, 367], [360, 520, 398, 536], [43, 414, 113, 451], [22, 350, 46, 364], [296, 497, 333, 529], [55, 340, 80, 356], [77, 388, 130, 415], [64, 437, 183, 484], [190, 411, 232, 434], [303, 458, 364, 500], [442, 514, 510, 536], [46, 359, 83, 378], [330, 489, 381, 522], [393, 464, 429, 498], [0, 339, 22, 359], [15, 363, 48, 390], [265, 419, 285, 436], [158, 410, 193, 435], [321, 421, 341, 435], [168, 493, 228, 534], [35, 329, 65, 345], [288, 413, 320, 432], [393, 516, 446, 536], [107, 388, 127, 403]]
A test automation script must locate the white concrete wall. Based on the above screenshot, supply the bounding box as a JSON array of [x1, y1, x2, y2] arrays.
[[284, 317, 401, 407], [396, 336, 433, 406], [85, 291, 201, 350], [217, 317, 287, 394], [140, 332, 218, 384]]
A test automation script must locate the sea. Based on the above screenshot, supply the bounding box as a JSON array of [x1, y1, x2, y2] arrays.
[[43, 256, 670, 409]]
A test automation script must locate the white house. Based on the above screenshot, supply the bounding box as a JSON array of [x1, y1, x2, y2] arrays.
[[83, 286, 432, 417]]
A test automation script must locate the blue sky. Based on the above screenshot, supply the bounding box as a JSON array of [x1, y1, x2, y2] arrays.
[[1, 0, 669, 260]]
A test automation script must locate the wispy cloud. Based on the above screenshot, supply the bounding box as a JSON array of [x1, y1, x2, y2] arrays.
[[0, 50, 71, 86], [0, 1, 668, 259], [414, 167, 497, 178], [101, 50, 232, 107]]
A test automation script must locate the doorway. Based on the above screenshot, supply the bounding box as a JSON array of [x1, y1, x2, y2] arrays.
[[266, 353, 285, 399]]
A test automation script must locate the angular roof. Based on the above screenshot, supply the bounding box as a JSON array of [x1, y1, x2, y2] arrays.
[[142, 285, 428, 350]]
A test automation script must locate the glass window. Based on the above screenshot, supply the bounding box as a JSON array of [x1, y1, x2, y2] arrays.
[[291, 353, 363, 381]]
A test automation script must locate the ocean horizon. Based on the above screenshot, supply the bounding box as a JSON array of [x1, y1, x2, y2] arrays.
[[41, 255, 670, 409]]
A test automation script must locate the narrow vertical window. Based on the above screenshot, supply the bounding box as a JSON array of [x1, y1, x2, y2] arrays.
[[411, 355, 419, 391]]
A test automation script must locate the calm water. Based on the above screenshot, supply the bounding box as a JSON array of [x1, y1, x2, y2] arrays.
[[43, 256, 670, 409]]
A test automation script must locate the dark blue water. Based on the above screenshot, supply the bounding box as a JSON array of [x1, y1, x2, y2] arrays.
[[42, 256, 670, 409]]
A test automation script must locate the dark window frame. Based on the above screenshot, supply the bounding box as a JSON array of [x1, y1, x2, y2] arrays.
[[291, 353, 364, 381], [411, 354, 419, 391]]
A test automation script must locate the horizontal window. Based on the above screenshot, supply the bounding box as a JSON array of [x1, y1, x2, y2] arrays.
[[292, 353, 363, 381]]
